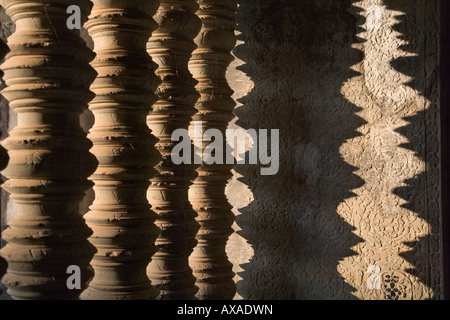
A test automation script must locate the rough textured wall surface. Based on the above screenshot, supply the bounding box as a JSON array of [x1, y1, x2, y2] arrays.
[[0, 0, 442, 300], [225, 0, 441, 300]]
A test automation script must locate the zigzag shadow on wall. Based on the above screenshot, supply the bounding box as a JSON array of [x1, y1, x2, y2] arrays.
[[232, 0, 366, 300], [384, 0, 441, 299]]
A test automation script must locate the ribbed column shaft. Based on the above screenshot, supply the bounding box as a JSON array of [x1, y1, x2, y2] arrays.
[[146, 0, 202, 300], [80, 0, 162, 300], [188, 0, 238, 300], [0, 0, 97, 300]]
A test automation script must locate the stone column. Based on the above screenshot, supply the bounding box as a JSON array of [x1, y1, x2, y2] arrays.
[[0, 37, 8, 296], [146, 0, 201, 300], [188, 0, 238, 300], [0, 0, 97, 299], [80, 0, 162, 300]]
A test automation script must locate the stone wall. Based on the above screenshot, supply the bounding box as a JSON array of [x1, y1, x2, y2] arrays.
[[0, 0, 442, 300], [225, 0, 441, 300]]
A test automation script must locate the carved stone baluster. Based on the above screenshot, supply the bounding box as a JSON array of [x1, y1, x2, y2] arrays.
[[188, 0, 238, 300], [0, 0, 97, 299], [0, 37, 9, 295], [146, 0, 201, 300], [80, 0, 162, 300]]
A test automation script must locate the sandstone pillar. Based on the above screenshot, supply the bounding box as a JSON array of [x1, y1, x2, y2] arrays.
[[0, 0, 97, 299], [188, 0, 238, 300], [146, 0, 201, 300], [80, 0, 162, 300]]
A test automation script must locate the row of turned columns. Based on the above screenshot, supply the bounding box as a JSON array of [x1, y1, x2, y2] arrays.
[[0, 0, 238, 300]]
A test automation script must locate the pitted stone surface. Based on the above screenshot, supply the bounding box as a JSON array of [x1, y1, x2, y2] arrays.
[[226, 0, 441, 300]]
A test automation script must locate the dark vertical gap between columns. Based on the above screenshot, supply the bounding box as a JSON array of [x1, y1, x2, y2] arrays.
[[440, 0, 450, 301]]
